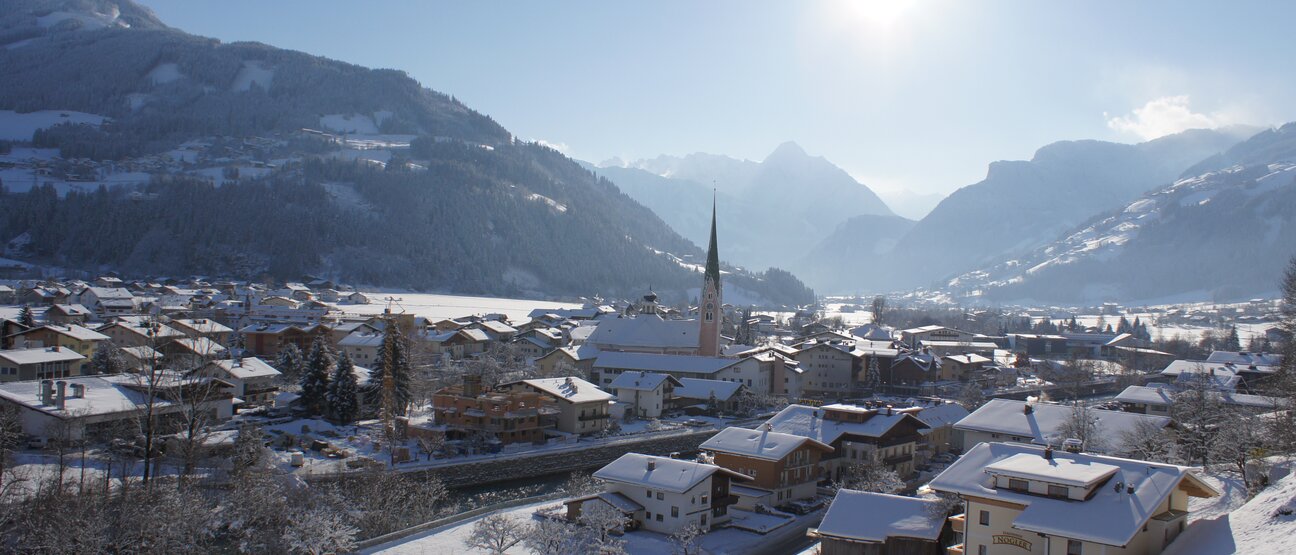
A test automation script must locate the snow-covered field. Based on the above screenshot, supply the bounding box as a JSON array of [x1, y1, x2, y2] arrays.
[[336, 292, 583, 323], [0, 109, 108, 141]]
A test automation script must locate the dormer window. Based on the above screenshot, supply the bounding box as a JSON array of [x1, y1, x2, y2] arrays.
[[1008, 478, 1029, 491]]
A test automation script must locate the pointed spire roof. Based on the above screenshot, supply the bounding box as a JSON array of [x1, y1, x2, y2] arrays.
[[705, 192, 720, 286]]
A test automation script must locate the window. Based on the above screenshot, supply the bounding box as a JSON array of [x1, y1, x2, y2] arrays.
[[1067, 539, 1083, 555], [978, 546, 987, 555], [671, 506, 679, 518], [656, 514, 663, 522], [1008, 478, 1029, 491], [1048, 484, 1069, 498], [979, 511, 990, 526], [646, 490, 652, 498], [701, 494, 709, 504], [656, 492, 664, 500]]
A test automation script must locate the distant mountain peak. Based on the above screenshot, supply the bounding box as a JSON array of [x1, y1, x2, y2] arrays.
[[765, 140, 808, 161]]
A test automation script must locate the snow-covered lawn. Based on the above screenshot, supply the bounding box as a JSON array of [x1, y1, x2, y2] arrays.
[[0, 109, 108, 141], [1164, 461, 1296, 554], [334, 293, 583, 325]]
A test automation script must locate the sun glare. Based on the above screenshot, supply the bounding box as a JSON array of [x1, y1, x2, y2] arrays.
[[837, 0, 917, 32]]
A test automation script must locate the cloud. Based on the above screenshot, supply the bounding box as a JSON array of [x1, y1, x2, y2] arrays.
[[1105, 95, 1231, 140]]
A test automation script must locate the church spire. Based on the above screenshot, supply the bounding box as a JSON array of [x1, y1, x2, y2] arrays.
[[705, 190, 720, 287]]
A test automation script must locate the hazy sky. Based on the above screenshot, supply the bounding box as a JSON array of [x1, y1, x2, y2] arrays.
[[140, 0, 1296, 195]]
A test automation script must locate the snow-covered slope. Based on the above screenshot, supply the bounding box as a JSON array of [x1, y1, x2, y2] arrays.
[[1164, 463, 1296, 555], [947, 124, 1296, 304]]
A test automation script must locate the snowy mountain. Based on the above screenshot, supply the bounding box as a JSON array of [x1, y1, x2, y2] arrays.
[[598, 142, 895, 272], [796, 214, 916, 294], [947, 123, 1296, 304], [865, 127, 1258, 293], [0, 0, 816, 306]]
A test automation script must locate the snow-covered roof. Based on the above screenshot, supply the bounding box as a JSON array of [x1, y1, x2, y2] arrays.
[[171, 318, 233, 335], [0, 346, 84, 365], [985, 453, 1119, 487], [674, 377, 744, 402], [814, 490, 943, 543], [700, 427, 831, 461], [476, 320, 516, 335], [22, 324, 109, 342], [1116, 385, 1287, 410], [914, 402, 970, 429], [608, 371, 679, 391], [50, 304, 92, 316], [1162, 359, 1275, 377], [0, 374, 176, 417], [207, 357, 281, 380], [954, 399, 1171, 451], [521, 377, 612, 404], [942, 353, 992, 365], [170, 337, 227, 356], [118, 345, 160, 362], [762, 404, 925, 445], [586, 317, 699, 350], [1205, 350, 1283, 367], [339, 332, 384, 348], [593, 453, 749, 494], [850, 324, 895, 341], [929, 442, 1218, 548], [593, 351, 740, 375], [85, 286, 134, 300]]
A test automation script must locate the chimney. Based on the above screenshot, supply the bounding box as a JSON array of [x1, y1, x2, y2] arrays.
[[55, 381, 67, 409], [70, 383, 85, 399], [39, 380, 54, 405], [1023, 403, 1033, 415], [463, 374, 482, 397], [885, 405, 893, 416], [647, 458, 656, 471], [1043, 445, 1053, 460]]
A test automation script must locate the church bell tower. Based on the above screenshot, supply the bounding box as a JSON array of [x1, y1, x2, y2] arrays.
[[699, 196, 722, 357]]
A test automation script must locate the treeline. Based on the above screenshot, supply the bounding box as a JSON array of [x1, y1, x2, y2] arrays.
[[0, 148, 815, 305]]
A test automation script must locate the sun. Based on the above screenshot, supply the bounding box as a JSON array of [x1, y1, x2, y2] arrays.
[[835, 0, 918, 33]]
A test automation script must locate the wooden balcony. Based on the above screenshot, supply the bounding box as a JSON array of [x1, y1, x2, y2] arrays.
[[949, 513, 965, 534], [946, 543, 964, 555]]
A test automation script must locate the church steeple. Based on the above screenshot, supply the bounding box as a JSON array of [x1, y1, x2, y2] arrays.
[[699, 193, 722, 357]]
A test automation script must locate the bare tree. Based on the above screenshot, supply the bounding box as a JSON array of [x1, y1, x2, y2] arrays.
[[1057, 402, 1107, 454], [1212, 411, 1271, 493], [1171, 370, 1227, 467], [464, 513, 527, 554], [832, 457, 903, 494], [871, 296, 887, 326], [577, 501, 628, 554], [1119, 417, 1175, 462], [670, 521, 707, 555], [284, 506, 360, 555], [525, 517, 580, 555]]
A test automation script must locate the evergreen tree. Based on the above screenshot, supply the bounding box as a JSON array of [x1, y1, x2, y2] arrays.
[[17, 305, 34, 328], [369, 321, 413, 416], [274, 343, 304, 382], [1223, 326, 1241, 351], [299, 337, 333, 416], [327, 352, 360, 424], [1116, 316, 1131, 334], [89, 342, 125, 375]]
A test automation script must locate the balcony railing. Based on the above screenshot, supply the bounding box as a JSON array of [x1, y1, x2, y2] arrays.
[[949, 514, 965, 534], [578, 412, 610, 421]]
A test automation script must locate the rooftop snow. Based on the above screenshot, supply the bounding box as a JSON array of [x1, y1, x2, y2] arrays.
[[608, 371, 676, 391], [954, 399, 1171, 451], [674, 377, 744, 401], [586, 318, 700, 350], [208, 357, 280, 380], [985, 453, 1120, 487], [929, 442, 1218, 547], [0, 347, 84, 365], [593, 351, 740, 375], [762, 404, 924, 445], [814, 490, 943, 543], [593, 453, 747, 494], [700, 427, 831, 461], [521, 377, 612, 404]]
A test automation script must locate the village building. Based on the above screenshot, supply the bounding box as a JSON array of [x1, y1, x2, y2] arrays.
[[899, 326, 979, 349], [1115, 384, 1287, 416], [78, 287, 137, 317], [931, 442, 1218, 555], [763, 403, 929, 479], [609, 371, 682, 419], [591, 351, 769, 394], [0, 373, 234, 440], [97, 318, 186, 349], [338, 332, 384, 366], [430, 376, 554, 446], [954, 399, 1173, 456], [44, 303, 93, 326], [198, 357, 281, 407], [673, 377, 747, 414], [5, 324, 109, 359], [566, 453, 751, 534], [809, 490, 947, 555], [534, 344, 600, 377], [168, 318, 234, 345], [914, 401, 971, 459], [238, 322, 331, 358], [117, 345, 161, 372], [0, 347, 86, 382], [502, 376, 613, 435], [700, 425, 833, 509]]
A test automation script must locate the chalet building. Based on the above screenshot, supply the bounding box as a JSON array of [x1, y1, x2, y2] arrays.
[[502, 376, 613, 435], [931, 442, 1218, 555], [585, 317, 703, 355], [328, 321, 381, 345], [794, 340, 863, 399], [913, 402, 970, 459], [78, 286, 137, 317], [673, 377, 747, 414], [940, 354, 992, 381], [161, 337, 228, 367], [430, 376, 554, 445], [534, 344, 600, 378], [0, 373, 234, 440], [198, 357, 282, 407], [808, 490, 947, 555], [117, 345, 161, 372], [954, 399, 1173, 457], [423, 328, 491, 359], [700, 426, 833, 509], [609, 371, 682, 419], [883, 352, 943, 395], [591, 351, 768, 394], [338, 332, 383, 366], [169, 318, 234, 345], [763, 403, 929, 480], [239, 322, 331, 358], [567, 453, 751, 534], [44, 304, 92, 326], [6, 324, 109, 359], [0, 347, 86, 382], [97, 319, 186, 349]]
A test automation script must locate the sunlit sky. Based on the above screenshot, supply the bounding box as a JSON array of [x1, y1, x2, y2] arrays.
[[140, 0, 1296, 196]]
